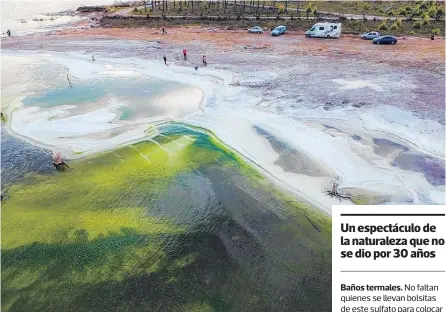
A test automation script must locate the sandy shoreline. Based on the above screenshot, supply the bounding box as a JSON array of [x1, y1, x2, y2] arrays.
[[1, 26, 444, 213]]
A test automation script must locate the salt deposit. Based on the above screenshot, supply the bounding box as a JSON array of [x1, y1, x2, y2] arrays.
[[332, 78, 385, 92], [2, 51, 444, 212]]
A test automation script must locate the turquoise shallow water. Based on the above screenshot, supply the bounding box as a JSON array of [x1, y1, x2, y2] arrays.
[[22, 77, 185, 120]]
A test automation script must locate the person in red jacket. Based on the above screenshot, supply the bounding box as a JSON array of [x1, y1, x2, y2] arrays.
[[183, 48, 187, 61], [52, 150, 69, 171]]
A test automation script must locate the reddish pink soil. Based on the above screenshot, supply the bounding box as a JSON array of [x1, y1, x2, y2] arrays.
[[4, 26, 444, 69]]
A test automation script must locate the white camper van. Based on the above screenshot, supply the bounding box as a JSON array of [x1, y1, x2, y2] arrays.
[[305, 23, 342, 38]]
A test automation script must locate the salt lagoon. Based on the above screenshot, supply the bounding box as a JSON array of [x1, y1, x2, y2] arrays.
[[1, 25, 445, 312], [2, 51, 444, 211], [1, 122, 332, 312]]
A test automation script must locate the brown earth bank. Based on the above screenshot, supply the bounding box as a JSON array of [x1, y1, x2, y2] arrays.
[[98, 0, 445, 36], [99, 16, 445, 36]]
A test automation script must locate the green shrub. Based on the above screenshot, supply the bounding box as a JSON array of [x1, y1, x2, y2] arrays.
[[421, 13, 431, 25], [412, 20, 422, 28], [389, 23, 399, 30], [306, 2, 313, 11], [436, 8, 444, 20], [278, 4, 285, 13], [419, 1, 428, 10], [428, 5, 437, 17], [408, 31, 416, 35], [411, 8, 422, 17], [378, 22, 389, 30], [432, 28, 441, 35], [396, 18, 403, 27], [398, 9, 407, 16]]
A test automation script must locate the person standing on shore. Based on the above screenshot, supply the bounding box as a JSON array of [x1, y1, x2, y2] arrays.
[[183, 48, 187, 61], [7, 30, 11, 37], [163, 54, 167, 65], [52, 150, 69, 171]]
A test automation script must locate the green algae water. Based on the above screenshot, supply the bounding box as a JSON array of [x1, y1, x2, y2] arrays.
[[1, 124, 331, 312]]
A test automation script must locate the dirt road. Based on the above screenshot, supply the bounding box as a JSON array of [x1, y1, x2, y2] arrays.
[[36, 26, 443, 69]]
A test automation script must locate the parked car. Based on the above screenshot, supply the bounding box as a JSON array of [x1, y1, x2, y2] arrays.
[[272, 25, 286, 36], [373, 35, 398, 44], [248, 26, 263, 34], [305, 23, 342, 38], [361, 31, 380, 40]]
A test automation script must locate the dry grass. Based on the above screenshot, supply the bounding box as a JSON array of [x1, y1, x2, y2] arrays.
[[130, 1, 445, 18]]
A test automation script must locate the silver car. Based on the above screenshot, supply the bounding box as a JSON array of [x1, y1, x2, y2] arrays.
[[248, 26, 263, 34], [360, 31, 380, 40]]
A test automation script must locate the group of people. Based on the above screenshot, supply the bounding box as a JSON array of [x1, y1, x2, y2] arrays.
[[162, 49, 207, 68]]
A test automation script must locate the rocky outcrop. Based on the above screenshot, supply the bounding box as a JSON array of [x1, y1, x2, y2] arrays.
[[77, 6, 106, 13]]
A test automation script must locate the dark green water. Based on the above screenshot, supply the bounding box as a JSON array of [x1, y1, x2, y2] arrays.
[[1, 124, 331, 312]]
